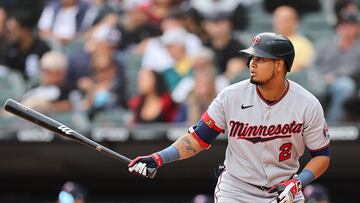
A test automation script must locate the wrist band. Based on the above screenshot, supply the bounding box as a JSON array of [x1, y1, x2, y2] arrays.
[[297, 169, 315, 187], [157, 145, 180, 164]]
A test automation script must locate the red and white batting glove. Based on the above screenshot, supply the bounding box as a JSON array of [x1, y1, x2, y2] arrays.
[[128, 153, 162, 178], [268, 178, 302, 203]]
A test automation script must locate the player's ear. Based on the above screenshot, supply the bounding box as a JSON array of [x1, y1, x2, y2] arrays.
[[276, 60, 285, 72]]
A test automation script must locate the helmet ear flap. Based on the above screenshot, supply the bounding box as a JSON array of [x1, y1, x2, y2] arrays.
[[246, 55, 253, 68]]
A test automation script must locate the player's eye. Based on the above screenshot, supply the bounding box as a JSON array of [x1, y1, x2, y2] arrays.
[[258, 57, 266, 62], [252, 57, 273, 64]]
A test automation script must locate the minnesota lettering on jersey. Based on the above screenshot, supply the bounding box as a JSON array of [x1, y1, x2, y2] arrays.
[[229, 120, 303, 143]]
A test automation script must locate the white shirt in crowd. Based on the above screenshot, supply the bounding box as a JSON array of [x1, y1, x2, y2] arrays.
[[141, 30, 202, 72], [38, 5, 78, 40]]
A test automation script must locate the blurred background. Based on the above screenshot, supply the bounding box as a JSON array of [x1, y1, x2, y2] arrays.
[[0, 0, 360, 202]]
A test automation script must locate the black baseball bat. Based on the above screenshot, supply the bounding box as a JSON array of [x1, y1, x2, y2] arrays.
[[3, 99, 157, 178]]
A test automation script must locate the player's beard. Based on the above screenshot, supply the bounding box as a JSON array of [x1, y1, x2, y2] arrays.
[[250, 76, 262, 85], [250, 69, 276, 86]]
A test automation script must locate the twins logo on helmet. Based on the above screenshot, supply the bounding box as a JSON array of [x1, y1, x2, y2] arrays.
[[252, 36, 261, 46]]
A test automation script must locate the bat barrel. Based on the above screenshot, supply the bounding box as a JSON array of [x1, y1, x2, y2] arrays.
[[4, 99, 64, 134], [4, 99, 131, 164]]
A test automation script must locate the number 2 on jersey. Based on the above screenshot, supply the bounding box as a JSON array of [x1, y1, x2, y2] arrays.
[[279, 143, 292, 162]]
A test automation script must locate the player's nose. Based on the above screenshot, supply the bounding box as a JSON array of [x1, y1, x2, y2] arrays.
[[249, 62, 257, 70], [249, 58, 257, 67]]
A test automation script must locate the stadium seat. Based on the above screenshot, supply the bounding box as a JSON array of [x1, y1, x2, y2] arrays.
[[300, 11, 335, 42], [0, 66, 26, 107]]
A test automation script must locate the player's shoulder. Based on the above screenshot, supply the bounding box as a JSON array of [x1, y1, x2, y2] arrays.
[[288, 80, 320, 105]]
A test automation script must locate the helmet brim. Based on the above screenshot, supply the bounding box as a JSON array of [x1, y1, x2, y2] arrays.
[[239, 47, 280, 59]]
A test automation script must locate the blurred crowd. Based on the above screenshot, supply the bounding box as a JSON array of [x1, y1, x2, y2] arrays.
[[57, 181, 87, 203], [0, 0, 360, 126], [54, 181, 331, 203]]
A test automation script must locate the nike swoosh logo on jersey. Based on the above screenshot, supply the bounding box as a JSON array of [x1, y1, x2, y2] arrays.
[[241, 104, 253, 109]]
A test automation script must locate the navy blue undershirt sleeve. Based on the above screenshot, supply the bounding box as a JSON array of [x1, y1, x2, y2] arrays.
[[190, 120, 221, 145], [309, 146, 331, 157]]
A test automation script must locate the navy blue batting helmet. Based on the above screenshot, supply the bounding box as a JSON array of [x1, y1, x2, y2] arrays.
[[239, 32, 295, 72]]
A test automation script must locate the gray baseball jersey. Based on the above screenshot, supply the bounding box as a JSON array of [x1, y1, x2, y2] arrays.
[[206, 79, 330, 187]]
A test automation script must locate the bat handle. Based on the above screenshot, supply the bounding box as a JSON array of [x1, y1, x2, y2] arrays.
[[147, 168, 157, 179]]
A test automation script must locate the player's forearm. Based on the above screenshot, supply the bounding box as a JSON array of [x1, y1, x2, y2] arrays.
[[173, 133, 205, 160], [155, 133, 205, 165], [303, 155, 330, 178], [296, 155, 330, 187]]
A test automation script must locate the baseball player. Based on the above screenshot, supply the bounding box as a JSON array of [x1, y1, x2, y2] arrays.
[[128, 32, 331, 203]]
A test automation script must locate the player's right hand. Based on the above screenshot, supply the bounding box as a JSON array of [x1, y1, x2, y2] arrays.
[[268, 178, 301, 203], [128, 153, 162, 178]]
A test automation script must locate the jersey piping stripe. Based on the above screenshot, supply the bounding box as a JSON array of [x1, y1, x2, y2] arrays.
[[214, 168, 225, 203], [308, 142, 330, 152], [190, 130, 211, 149], [202, 112, 225, 133], [256, 79, 290, 106]]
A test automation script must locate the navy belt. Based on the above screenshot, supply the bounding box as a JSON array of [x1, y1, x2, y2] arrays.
[[248, 174, 296, 192], [248, 183, 271, 191]]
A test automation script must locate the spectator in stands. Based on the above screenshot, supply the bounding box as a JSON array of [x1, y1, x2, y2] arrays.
[[303, 184, 331, 203], [105, 0, 128, 14], [140, 10, 202, 72], [273, 5, 315, 72], [322, 0, 359, 26], [38, 0, 88, 50], [202, 12, 246, 73], [67, 18, 122, 90], [189, 0, 249, 31], [334, 0, 358, 22], [161, 27, 193, 92], [57, 181, 87, 203], [312, 11, 360, 124], [128, 69, 177, 124], [0, 11, 50, 80], [176, 59, 218, 124], [20, 51, 72, 113], [192, 194, 213, 203], [339, 1, 360, 121], [81, 0, 113, 31], [272, 5, 325, 97], [0, 6, 7, 43], [264, 0, 321, 16], [171, 47, 229, 104], [226, 57, 248, 84], [77, 52, 127, 120], [136, 0, 183, 26], [180, 8, 208, 44], [116, 2, 161, 52]]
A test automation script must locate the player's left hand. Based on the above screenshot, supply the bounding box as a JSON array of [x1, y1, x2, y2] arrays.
[[268, 178, 302, 203]]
